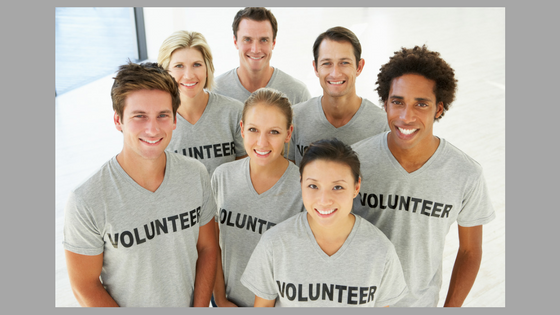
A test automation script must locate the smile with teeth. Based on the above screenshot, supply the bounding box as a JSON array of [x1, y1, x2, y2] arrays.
[[141, 138, 162, 144], [316, 208, 337, 215], [254, 149, 271, 156], [181, 83, 197, 87], [328, 81, 345, 85], [398, 127, 417, 135], [248, 55, 264, 60]]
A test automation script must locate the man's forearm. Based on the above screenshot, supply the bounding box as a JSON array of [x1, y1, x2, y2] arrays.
[[192, 245, 218, 307], [444, 246, 482, 307]]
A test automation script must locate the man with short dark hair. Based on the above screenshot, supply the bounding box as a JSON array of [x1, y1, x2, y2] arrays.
[[289, 26, 389, 165], [213, 7, 310, 105], [63, 62, 218, 307], [352, 45, 495, 307]]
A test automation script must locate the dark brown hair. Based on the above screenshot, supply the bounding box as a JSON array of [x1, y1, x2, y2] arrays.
[[232, 7, 278, 41], [299, 138, 361, 184], [313, 26, 362, 67], [376, 45, 457, 120]]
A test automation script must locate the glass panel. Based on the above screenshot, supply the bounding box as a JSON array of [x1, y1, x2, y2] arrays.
[[55, 7, 139, 96]]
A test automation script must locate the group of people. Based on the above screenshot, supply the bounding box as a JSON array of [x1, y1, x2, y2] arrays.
[[63, 7, 495, 307]]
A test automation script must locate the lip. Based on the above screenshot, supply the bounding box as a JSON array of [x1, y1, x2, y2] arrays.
[[140, 138, 163, 145], [395, 126, 419, 139], [314, 208, 337, 218], [328, 80, 346, 85], [247, 54, 264, 60], [253, 149, 272, 158], [180, 82, 198, 88]]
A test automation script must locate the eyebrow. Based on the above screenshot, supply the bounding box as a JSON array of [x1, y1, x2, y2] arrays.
[[390, 95, 433, 102]]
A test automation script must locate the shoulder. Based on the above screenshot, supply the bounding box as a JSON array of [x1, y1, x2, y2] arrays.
[[354, 215, 395, 249], [261, 212, 302, 242], [168, 152, 208, 176], [293, 96, 319, 112], [213, 158, 246, 178], [71, 158, 116, 198], [214, 68, 236, 81], [208, 91, 244, 109], [352, 132, 386, 152], [274, 68, 306, 86], [361, 98, 386, 114], [439, 139, 484, 175]]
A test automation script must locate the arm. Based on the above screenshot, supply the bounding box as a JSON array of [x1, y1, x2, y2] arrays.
[[254, 296, 276, 307], [443, 225, 483, 307], [212, 221, 238, 307], [65, 250, 119, 307], [192, 220, 219, 307]]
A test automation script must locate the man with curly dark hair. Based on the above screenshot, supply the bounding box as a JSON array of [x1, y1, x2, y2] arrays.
[[352, 45, 495, 307]]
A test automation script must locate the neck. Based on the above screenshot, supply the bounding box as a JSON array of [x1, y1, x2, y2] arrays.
[[177, 91, 209, 124], [387, 134, 440, 173], [321, 94, 362, 128], [237, 66, 274, 93], [116, 150, 167, 192], [249, 155, 288, 178]]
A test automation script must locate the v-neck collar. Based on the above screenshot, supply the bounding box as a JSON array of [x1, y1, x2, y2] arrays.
[[178, 91, 212, 128], [244, 157, 291, 198], [382, 132, 445, 177], [112, 152, 171, 196], [302, 213, 360, 261], [317, 96, 364, 130]]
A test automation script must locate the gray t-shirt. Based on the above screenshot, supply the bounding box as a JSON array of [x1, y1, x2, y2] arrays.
[[289, 96, 389, 165], [211, 157, 304, 307], [63, 152, 216, 307], [240, 212, 408, 307], [351, 132, 496, 307], [166, 91, 246, 176], [213, 67, 311, 105]]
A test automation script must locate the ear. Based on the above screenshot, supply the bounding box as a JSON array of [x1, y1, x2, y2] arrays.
[[353, 177, 362, 199], [382, 100, 388, 112], [356, 58, 365, 77], [114, 111, 123, 132], [285, 124, 294, 143], [233, 35, 238, 49], [240, 120, 245, 138], [172, 114, 177, 130], [435, 102, 444, 119], [272, 38, 276, 50], [313, 60, 319, 77]]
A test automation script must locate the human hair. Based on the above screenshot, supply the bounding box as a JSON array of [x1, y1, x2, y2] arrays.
[[157, 30, 215, 91], [242, 87, 293, 130], [376, 45, 457, 121], [111, 61, 180, 120], [299, 138, 361, 184], [232, 7, 278, 41], [313, 26, 362, 67]]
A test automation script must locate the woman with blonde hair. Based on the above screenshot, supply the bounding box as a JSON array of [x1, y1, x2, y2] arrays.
[[211, 88, 304, 307], [158, 30, 246, 175]]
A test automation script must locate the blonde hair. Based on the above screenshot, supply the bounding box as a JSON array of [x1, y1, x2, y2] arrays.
[[157, 30, 215, 91]]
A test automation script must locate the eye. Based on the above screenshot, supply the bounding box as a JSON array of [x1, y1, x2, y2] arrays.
[[333, 185, 344, 191], [159, 114, 170, 118], [417, 102, 428, 107], [261, 38, 268, 43], [270, 130, 280, 135], [248, 127, 257, 132], [194, 62, 203, 67], [391, 100, 403, 105], [307, 184, 318, 189], [174, 64, 183, 68]]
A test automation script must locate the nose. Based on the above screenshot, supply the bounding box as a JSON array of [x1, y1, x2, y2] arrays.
[[251, 40, 259, 53], [318, 189, 333, 206], [330, 64, 341, 77], [145, 117, 160, 135], [256, 131, 268, 147], [400, 105, 416, 123], [182, 66, 193, 79]]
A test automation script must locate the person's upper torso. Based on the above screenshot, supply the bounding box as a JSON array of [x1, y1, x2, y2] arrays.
[[289, 96, 389, 165], [213, 67, 311, 105], [351, 132, 495, 306], [166, 91, 246, 176], [211, 157, 304, 306], [63, 152, 216, 306], [240, 212, 408, 307]]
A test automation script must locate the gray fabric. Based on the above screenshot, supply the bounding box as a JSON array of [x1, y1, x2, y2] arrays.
[[240, 212, 408, 307], [289, 96, 389, 165], [211, 157, 304, 306], [166, 91, 246, 176], [63, 152, 216, 307], [213, 67, 311, 105], [351, 132, 496, 307]]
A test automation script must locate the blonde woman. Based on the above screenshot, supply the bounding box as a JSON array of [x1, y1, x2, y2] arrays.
[[158, 30, 246, 176], [211, 88, 304, 307]]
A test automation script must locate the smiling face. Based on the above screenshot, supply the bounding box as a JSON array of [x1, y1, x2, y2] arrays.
[[114, 89, 176, 162], [241, 102, 292, 167], [385, 73, 444, 152], [301, 159, 360, 228], [313, 39, 364, 99], [167, 47, 207, 99], [234, 18, 276, 74]]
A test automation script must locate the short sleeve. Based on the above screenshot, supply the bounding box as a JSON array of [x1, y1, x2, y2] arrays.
[[240, 235, 279, 301], [375, 244, 408, 307], [457, 172, 496, 227], [62, 190, 104, 256], [199, 167, 218, 227]]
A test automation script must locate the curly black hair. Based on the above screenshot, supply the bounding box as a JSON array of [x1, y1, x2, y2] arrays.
[[376, 45, 457, 120]]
